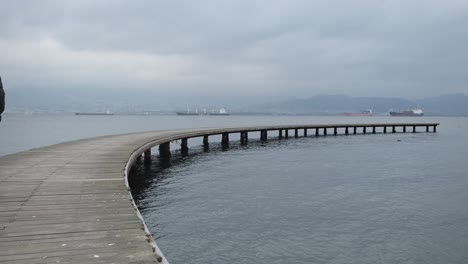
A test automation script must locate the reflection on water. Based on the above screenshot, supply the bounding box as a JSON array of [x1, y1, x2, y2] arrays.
[[129, 141, 262, 201]]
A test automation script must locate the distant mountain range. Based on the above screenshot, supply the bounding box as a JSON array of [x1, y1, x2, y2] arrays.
[[254, 94, 468, 116], [6, 88, 468, 116]]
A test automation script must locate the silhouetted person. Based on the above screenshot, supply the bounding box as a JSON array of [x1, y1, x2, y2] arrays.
[[0, 76, 4, 122]]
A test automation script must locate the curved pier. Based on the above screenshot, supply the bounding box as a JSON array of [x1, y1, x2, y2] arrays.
[[0, 123, 438, 263]]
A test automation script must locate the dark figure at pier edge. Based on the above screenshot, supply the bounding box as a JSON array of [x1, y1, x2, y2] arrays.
[[0, 76, 5, 122]]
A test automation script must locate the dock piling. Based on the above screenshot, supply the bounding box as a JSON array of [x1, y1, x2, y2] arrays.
[[181, 138, 188, 154], [159, 142, 171, 157], [144, 149, 152, 164], [240, 132, 248, 145], [222, 133, 229, 148], [260, 130, 268, 141], [203, 135, 209, 151]]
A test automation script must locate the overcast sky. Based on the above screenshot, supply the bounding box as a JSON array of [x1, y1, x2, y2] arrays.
[[1, 0, 467, 98]]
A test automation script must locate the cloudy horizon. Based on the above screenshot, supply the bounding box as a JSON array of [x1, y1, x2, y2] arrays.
[[1, 0, 467, 99]]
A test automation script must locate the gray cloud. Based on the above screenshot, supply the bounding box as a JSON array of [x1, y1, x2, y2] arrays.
[[1, 0, 467, 98]]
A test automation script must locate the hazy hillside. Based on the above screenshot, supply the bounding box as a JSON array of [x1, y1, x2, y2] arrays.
[[255, 94, 468, 115], [416, 94, 468, 115], [5, 89, 284, 114], [6, 88, 468, 115]]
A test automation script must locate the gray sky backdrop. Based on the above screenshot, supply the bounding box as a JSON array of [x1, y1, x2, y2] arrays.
[[1, 0, 467, 99]]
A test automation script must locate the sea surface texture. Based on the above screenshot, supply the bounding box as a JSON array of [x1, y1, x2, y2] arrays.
[[130, 117, 468, 264], [1, 115, 467, 264]]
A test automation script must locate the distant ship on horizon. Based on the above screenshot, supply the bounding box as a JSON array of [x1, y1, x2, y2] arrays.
[[176, 108, 204, 116], [176, 110, 201, 116], [75, 110, 114, 116], [209, 107, 229, 116], [344, 109, 373, 116], [177, 108, 229, 116], [389, 107, 424, 116]]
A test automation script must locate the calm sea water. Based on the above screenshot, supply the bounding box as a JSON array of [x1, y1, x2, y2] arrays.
[[1, 114, 467, 264], [0, 113, 363, 156], [129, 116, 467, 264]]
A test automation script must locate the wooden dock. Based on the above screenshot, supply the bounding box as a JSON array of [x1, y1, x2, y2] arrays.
[[0, 123, 438, 263]]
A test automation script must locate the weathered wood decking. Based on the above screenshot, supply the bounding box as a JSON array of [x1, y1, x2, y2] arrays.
[[0, 123, 438, 263]]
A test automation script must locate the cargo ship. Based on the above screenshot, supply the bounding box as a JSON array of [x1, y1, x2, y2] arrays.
[[344, 109, 372, 116], [209, 108, 229, 116], [389, 108, 424, 116], [177, 108, 205, 116], [75, 110, 114, 116], [177, 108, 229, 116], [176, 111, 201, 116]]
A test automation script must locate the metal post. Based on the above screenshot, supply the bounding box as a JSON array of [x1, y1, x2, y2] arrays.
[[304, 128, 307, 137], [324, 128, 327, 136], [315, 128, 319, 136], [345, 127, 349, 135], [413, 126, 416, 133], [294, 129, 298, 138], [403, 126, 406, 133], [285, 129, 289, 139], [433, 125, 436, 133], [353, 127, 357, 134], [392, 126, 396, 133], [334, 127, 337, 136], [372, 126, 376, 134], [363, 127, 366, 134], [384, 126, 387, 133], [279, 129, 283, 139]]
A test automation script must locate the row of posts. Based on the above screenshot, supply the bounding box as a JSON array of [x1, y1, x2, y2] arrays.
[[143, 125, 437, 163]]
